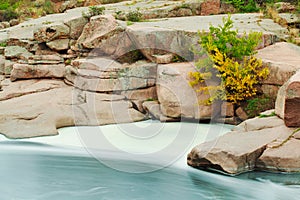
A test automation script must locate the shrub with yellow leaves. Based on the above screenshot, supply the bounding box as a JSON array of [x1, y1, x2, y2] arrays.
[[189, 15, 269, 105]]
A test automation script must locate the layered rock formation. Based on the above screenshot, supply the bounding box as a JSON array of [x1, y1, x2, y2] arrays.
[[188, 69, 300, 174]]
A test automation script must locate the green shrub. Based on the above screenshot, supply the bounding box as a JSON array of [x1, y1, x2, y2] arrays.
[[245, 96, 274, 117], [126, 9, 143, 22], [225, 0, 259, 13], [189, 15, 269, 105], [83, 6, 105, 18]]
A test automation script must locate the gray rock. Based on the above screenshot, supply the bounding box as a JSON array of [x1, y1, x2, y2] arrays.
[[4, 46, 33, 59], [46, 39, 70, 51]]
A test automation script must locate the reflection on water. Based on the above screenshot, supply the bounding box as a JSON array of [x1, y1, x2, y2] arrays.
[[0, 142, 300, 200]]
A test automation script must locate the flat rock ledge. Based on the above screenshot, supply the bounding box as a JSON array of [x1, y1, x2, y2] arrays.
[[187, 111, 300, 175]]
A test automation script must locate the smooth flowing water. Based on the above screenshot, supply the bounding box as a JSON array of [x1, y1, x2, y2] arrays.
[[0, 121, 300, 200]]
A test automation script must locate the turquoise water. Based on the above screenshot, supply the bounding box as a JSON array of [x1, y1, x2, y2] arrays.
[[1, 141, 300, 200]]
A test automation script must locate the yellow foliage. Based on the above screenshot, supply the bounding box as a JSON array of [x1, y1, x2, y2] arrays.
[[189, 48, 269, 104]]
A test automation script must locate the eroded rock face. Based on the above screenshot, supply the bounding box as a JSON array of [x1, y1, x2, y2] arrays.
[[10, 63, 66, 81], [276, 70, 300, 127], [34, 22, 70, 43], [157, 62, 215, 120], [65, 58, 157, 92], [187, 116, 297, 174]]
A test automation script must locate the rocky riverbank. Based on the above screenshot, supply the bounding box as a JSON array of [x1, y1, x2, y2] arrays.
[[0, 0, 299, 174]]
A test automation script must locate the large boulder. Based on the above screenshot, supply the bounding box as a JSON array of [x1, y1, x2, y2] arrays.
[[275, 70, 300, 127], [156, 62, 216, 120], [0, 80, 145, 138], [126, 26, 197, 62], [256, 42, 300, 98], [187, 115, 297, 174], [33, 22, 70, 43], [64, 15, 89, 39], [65, 58, 157, 92], [76, 15, 125, 49], [10, 63, 66, 81]]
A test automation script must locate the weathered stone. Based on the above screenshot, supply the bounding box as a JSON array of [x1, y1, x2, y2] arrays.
[[236, 107, 248, 121], [152, 53, 174, 64], [76, 15, 124, 49], [28, 55, 64, 64], [64, 15, 89, 39], [66, 59, 157, 92], [121, 87, 157, 112], [157, 62, 215, 120], [0, 80, 145, 138], [200, 0, 220, 16], [275, 70, 300, 127], [10, 63, 66, 81], [0, 79, 66, 101], [33, 22, 70, 42], [4, 46, 33, 59], [257, 42, 300, 86], [257, 138, 300, 172], [126, 26, 197, 62], [233, 114, 284, 132], [187, 125, 293, 174], [46, 39, 70, 51]]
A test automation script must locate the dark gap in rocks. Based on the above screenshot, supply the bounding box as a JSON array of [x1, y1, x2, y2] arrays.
[[57, 49, 68, 54], [116, 50, 146, 64]]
